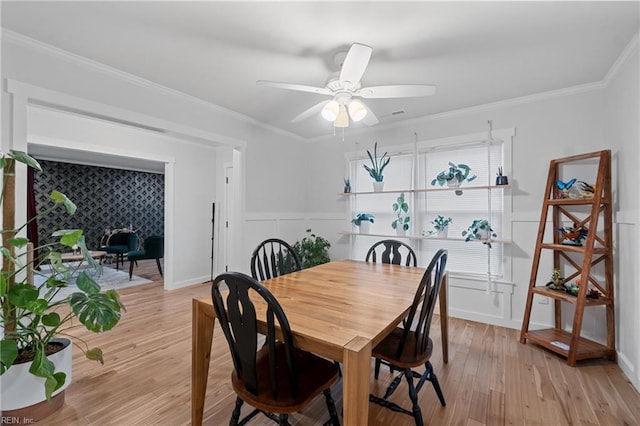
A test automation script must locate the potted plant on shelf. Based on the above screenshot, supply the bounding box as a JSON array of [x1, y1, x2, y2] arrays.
[[391, 193, 410, 235], [430, 161, 477, 195], [462, 219, 497, 247], [431, 215, 453, 238], [293, 229, 331, 269], [352, 213, 375, 234], [343, 178, 351, 193], [363, 142, 390, 192], [0, 150, 124, 420]]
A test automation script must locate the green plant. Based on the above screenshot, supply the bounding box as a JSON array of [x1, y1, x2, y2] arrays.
[[0, 150, 124, 402], [391, 193, 410, 232], [462, 219, 497, 247], [363, 142, 390, 182], [343, 178, 351, 193], [351, 213, 375, 226], [430, 161, 477, 190], [293, 229, 330, 269], [431, 215, 453, 231]]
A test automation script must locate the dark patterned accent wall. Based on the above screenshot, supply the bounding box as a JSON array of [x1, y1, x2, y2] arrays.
[[33, 160, 164, 249]]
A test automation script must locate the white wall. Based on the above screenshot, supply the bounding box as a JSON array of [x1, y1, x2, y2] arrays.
[[604, 44, 639, 390]]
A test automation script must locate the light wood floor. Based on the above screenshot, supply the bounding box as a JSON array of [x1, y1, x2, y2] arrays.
[[44, 259, 640, 425]]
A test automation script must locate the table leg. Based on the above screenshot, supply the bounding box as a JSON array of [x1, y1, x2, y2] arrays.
[[439, 273, 449, 363], [192, 298, 216, 426], [342, 336, 372, 426]]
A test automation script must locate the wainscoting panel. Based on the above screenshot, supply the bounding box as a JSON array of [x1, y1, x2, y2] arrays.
[[33, 160, 164, 249]]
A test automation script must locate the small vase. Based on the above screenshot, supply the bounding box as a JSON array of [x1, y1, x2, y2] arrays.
[[477, 229, 490, 240], [372, 181, 384, 192], [496, 176, 509, 186], [446, 178, 461, 188], [359, 221, 371, 234], [396, 228, 407, 236], [436, 227, 449, 238]]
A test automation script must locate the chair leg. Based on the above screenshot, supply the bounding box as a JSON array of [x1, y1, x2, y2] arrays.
[[425, 361, 446, 406], [374, 358, 381, 379], [404, 369, 424, 426], [278, 414, 289, 426], [156, 258, 163, 277], [129, 261, 134, 280], [230, 397, 243, 425], [322, 388, 340, 426]]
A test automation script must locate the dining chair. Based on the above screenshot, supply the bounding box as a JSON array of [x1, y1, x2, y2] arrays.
[[369, 249, 448, 426], [250, 238, 302, 281], [211, 272, 340, 426], [101, 230, 138, 271], [365, 239, 417, 267], [127, 235, 163, 280]]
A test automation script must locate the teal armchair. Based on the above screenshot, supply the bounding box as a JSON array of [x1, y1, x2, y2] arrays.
[[127, 235, 164, 280]]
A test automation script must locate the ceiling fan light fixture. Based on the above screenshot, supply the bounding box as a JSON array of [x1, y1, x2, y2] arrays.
[[348, 100, 367, 122], [334, 105, 349, 128], [321, 100, 340, 121]]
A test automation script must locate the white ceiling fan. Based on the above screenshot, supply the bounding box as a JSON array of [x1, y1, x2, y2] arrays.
[[257, 43, 436, 128]]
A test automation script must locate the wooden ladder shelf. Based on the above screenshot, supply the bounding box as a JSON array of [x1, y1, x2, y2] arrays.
[[519, 150, 615, 366]]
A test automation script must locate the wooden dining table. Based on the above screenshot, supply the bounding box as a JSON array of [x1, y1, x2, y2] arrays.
[[192, 259, 448, 426]]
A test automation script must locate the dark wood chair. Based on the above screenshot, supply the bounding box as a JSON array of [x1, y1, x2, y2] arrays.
[[369, 249, 448, 426], [365, 239, 417, 267], [211, 272, 340, 426], [251, 238, 302, 281]]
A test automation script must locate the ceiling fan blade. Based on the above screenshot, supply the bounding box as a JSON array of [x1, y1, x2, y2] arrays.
[[339, 43, 372, 84], [257, 80, 332, 95], [361, 103, 379, 126], [356, 84, 436, 99], [291, 100, 330, 123]]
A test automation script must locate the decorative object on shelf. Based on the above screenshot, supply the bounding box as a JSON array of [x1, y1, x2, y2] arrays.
[[577, 181, 595, 198], [352, 213, 375, 234], [554, 178, 576, 199], [391, 192, 410, 235], [462, 219, 497, 247], [557, 223, 587, 246], [430, 161, 477, 195], [0, 150, 124, 418], [545, 269, 565, 290], [293, 229, 331, 269], [343, 178, 351, 193], [364, 142, 390, 192], [495, 167, 509, 186], [431, 215, 453, 238]]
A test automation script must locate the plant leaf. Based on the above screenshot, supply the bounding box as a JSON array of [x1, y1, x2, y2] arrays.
[[70, 291, 122, 332], [26, 298, 49, 316], [52, 229, 83, 247], [42, 312, 61, 327], [0, 339, 19, 374], [8, 283, 39, 308], [7, 237, 29, 248], [9, 150, 42, 171], [50, 190, 77, 215], [75, 271, 100, 295], [86, 347, 104, 365]]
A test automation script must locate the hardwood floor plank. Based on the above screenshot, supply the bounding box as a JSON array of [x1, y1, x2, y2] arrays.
[[37, 261, 640, 425]]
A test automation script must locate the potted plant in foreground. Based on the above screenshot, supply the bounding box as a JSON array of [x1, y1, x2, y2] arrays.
[[363, 142, 390, 192], [431, 161, 477, 195], [462, 219, 497, 247], [0, 150, 124, 420], [431, 215, 453, 238], [352, 213, 375, 234], [391, 193, 410, 235]]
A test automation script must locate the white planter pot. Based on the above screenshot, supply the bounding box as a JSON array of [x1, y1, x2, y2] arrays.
[[477, 229, 490, 240], [372, 181, 384, 192], [446, 178, 461, 188], [436, 227, 449, 238], [359, 221, 371, 234], [396, 228, 407, 236], [0, 338, 72, 411]]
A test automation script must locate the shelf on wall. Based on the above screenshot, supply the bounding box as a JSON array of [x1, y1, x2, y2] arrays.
[[338, 231, 513, 244], [338, 184, 511, 196]]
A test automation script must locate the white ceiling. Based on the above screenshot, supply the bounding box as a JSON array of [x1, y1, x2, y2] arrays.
[[2, 1, 639, 140]]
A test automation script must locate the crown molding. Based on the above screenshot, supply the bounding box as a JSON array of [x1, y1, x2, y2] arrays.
[[603, 31, 639, 85], [2, 29, 306, 143]]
